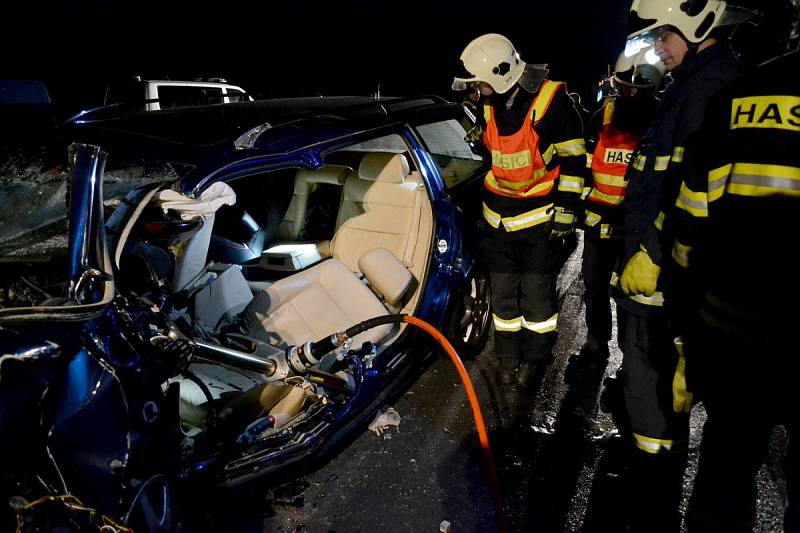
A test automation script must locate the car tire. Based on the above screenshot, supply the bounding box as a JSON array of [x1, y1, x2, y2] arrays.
[[446, 265, 492, 360]]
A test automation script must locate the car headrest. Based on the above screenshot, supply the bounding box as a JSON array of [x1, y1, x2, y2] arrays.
[[358, 248, 414, 306], [294, 166, 349, 192], [358, 153, 409, 184]]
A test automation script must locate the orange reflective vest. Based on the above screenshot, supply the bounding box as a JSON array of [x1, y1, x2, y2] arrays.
[[587, 100, 639, 207], [482, 81, 563, 199]]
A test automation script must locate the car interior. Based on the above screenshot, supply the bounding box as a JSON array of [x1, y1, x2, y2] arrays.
[[114, 133, 436, 451]]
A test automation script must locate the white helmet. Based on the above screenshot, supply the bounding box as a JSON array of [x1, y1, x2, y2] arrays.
[[452, 34, 526, 94], [628, 0, 756, 44]]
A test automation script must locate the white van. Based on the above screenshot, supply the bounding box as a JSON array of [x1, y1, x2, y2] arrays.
[[104, 77, 253, 111]]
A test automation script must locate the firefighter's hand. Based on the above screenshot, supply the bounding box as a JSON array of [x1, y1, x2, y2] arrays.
[[464, 125, 483, 145], [549, 207, 576, 240], [620, 250, 661, 296]]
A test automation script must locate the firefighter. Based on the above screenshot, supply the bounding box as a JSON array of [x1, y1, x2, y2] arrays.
[[451, 34, 586, 389], [669, 48, 800, 533], [566, 50, 664, 386], [611, 1, 755, 530]]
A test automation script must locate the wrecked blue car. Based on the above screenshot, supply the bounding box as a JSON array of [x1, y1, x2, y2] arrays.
[[0, 97, 491, 532]]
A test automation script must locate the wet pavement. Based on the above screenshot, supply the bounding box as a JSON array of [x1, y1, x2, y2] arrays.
[[223, 233, 787, 532]]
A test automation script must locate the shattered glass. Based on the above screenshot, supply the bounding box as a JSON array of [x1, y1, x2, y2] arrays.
[[0, 148, 179, 259], [0, 150, 69, 258]]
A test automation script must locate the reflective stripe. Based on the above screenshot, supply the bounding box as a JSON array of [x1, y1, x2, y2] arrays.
[[592, 171, 628, 188], [633, 433, 685, 454], [704, 292, 757, 318], [581, 186, 592, 200], [587, 187, 624, 206], [554, 138, 587, 157], [585, 153, 593, 168], [654, 155, 671, 171], [726, 163, 800, 198], [632, 154, 646, 171], [610, 272, 664, 307], [599, 224, 613, 239], [482, 202, 502, 228], [486, 171, 556, 198], [486, 167, 549, 191], [671, 146, 685, 163], [541, 144, 556, 166], [584, 210, 602, 227], [530, 81, 563, 123], [483, 104, 491, 124], [558, 175, 584, 194], [704, 162, 800, 200], [500, 203, 554, 231], [602, 101, 615, 126], [553, 208, 575, 226], [653, 210, 666, 231], [493, 314, 522, 332], [672, 240, 692, 268], [495, 314, 559, 334], [708, 164, 731, 202], [629, 291, 665, 307], [676, 182, 709, 217], [699, 293, 758, 335], [699, 308, 745, 335], [522, 313, 559, 333], [483, 202, 554, 232]]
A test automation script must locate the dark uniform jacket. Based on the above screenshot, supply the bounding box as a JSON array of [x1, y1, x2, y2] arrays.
[[670, 50, 800, 337], [614, 44, 744, 316]]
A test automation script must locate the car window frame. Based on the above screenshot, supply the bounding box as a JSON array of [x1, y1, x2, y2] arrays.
[[408, 110, 490, 194]]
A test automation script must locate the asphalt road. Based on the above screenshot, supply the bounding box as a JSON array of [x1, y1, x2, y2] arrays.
[[220, 233, 787, 533]]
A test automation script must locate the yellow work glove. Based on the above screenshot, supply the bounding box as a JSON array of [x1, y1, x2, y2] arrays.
[[620, 250, 661, 296], [464, 125, 484, 145], [671, 337, 694, 413]]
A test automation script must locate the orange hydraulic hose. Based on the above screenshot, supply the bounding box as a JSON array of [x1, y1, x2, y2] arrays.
[[403, 315, 510, 533]]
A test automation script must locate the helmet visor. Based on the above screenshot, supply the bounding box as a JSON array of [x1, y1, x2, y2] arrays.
[[452, 60, 480, 90], [452, 79, 469, 91], [614, 80, 652, 99], [623, 27, 669, 59], [517, 64, 549, 93], [614, 46, 665, 91]]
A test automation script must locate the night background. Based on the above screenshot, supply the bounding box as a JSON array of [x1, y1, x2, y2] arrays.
[[2, 0, 631, 113]]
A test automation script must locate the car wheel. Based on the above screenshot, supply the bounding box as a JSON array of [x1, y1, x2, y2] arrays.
[[447, 266, 492, 360]]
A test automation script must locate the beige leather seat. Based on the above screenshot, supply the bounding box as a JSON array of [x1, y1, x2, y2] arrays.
[[277, 166, 350, 241], [241, 258, 394, 349], [330, 152, 426, 272], [241, 152, 422, 350]]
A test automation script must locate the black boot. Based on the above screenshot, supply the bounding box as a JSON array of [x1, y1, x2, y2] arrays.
[[626, 449, 688, 533], [565, 342, 608, 386], [516, 361, 543, 390], [497, 358, 518, 385]]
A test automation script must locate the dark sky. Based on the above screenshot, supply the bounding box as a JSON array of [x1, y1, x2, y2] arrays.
[[3, 1, 631, 112]]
